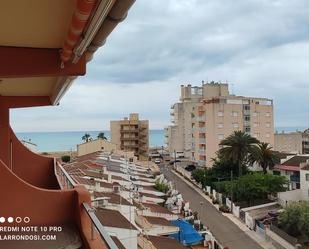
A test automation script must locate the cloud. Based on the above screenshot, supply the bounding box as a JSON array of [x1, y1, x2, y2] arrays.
[[10, 0, 309, 131]]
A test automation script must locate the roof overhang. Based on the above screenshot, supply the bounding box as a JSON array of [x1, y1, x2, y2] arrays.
[[0, 0, 135, 108]]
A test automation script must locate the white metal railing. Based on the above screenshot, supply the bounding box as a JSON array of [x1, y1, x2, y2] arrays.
[[57, 162, 76, 189], [83, 203, 119, 249]]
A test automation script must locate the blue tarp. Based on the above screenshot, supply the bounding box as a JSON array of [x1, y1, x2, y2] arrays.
[[169, 219, 204, 245]]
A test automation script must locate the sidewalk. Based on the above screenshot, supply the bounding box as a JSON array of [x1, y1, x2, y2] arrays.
[[171, 170, 276, 249]]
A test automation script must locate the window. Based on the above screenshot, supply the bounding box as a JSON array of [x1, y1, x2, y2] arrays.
[[266, 122, 271, 128], [218, 134, 224, 140], [253, 112, 258, 117], [254, 122, 259, 128], [306, 174, 309, 181], [231, 111, 238, 117], [244, 115, 250, 121], [265, 112, 271, 117], [217, 111, 224, 117], [217, 123, 224, 128], [233, 123, 239, 128], [244, 105, 250, 110], [266, 133, 270, 138], [254, 133, 260, 138]]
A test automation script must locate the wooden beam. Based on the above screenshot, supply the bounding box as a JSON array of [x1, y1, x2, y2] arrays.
[[0, 96, 51, 108], [0, 46, 86, 78]]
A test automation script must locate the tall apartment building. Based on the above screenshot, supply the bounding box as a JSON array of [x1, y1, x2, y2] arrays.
[[166, 82, 274, 167], [165, 85, 204, 158], [111, 113, 149, 160], [274, 129, 309, 154]]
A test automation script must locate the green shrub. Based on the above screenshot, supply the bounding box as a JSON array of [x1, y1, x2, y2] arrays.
[[61, 155, 71, 163], [219, 204, 230, 213]]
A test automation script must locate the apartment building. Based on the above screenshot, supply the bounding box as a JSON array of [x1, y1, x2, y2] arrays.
[[166, 82, 274, 167], [274, 131, 303, 154], [274, 129, 309, 154], [165, 84, 204, 158], [111, 113, 149, 160]]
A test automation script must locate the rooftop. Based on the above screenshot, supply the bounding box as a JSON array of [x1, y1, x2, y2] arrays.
[[95, 208, 137, 230], [147, 235, 187, 249]]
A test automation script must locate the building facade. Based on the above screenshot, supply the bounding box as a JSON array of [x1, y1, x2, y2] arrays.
[[77, 138, 117, 157], [111, 113, 149, 160], [274, 129, 309, 154], [166, 82, 274, 167], [165, 84, 204, 158], [274, 131, 303, 154]]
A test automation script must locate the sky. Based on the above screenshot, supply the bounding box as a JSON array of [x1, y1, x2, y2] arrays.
[[11, 0, 309, 132]]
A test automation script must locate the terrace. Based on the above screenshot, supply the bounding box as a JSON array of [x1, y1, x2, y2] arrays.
[[0, 1, 135, 248]]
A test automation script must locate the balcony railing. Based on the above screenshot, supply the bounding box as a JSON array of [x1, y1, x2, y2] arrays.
[[196, 127, 206, 133], [198, 150, 206, 155], [57, 162, 119, 249], [199, 138, 206, 144], [196, 116, 206, 122], [198, 160, 205, 166]]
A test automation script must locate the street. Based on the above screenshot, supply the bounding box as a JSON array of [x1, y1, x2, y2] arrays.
[[161, 166, 263, 249]]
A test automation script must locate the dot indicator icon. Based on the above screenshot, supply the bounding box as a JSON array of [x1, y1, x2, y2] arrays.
[[0, 217, 5, 223], [7, 217, 13, 223]]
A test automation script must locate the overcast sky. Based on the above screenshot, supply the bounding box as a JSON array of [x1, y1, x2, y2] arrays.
[[11, 0, 309, 132]]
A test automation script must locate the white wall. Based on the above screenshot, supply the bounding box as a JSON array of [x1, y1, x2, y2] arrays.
[[105, 226, 138, 249]]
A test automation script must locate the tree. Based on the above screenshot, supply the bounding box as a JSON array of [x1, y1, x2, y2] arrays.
[[219, 131, 259, 176], [249, 142, 279, 174], [214, 173, 287, 205], [97, 132, 107, 140], [279, 201, 309, 238], [82, 133, 91, 142]]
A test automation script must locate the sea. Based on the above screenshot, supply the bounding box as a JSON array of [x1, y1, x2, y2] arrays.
[[16, 126, 306, 153], [16, 130, 165, 152]]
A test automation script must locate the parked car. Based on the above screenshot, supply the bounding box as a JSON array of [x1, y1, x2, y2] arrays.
[[154, 158, 161, 164], [185, 164, 196, 172]]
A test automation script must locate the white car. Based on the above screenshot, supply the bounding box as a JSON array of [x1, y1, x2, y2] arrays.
[[154, 158, 161, 164]]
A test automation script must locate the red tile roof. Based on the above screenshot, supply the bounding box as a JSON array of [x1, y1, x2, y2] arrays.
[[142, 203, 173, 215], [110, 236, 126, 249], [95, 208, 137, 230], [94, 192, 131, 206], [147, 236, 186, 249], [145, 217, 175, 227]]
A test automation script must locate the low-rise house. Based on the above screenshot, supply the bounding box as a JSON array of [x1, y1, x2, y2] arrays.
[[137, 203, 179, 221], [300, 162, 309, 200], [135, 215, 179, 235], [96, 208, 139, 249], [138, 235, 187, 249], [273, 155, 309, 189]]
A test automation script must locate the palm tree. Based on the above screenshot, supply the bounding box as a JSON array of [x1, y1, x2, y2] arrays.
[[249, 142, 278, 174], [97, 132, 107, 140], [219, 131, 259, 176], [82, 133, 91, 143]]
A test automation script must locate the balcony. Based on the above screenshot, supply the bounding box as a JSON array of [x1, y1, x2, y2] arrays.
[[198, 160, 206, 166], [196, 116, 206, 122], [199, 138, 206, 144], [197, 127, 206, 133], [198, 149, 206, 155], [121, 136, 138, 141]]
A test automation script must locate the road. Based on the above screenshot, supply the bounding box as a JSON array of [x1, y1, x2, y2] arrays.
[[161, 166, 263, 249]]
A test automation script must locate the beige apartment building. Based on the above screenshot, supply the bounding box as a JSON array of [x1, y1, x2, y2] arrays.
[[166, 82, 274, 167], [165, 84, 204, 158], [110, 113, 149, 160], [274, 131, 303, 154], [274, 129, 309, 154]]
